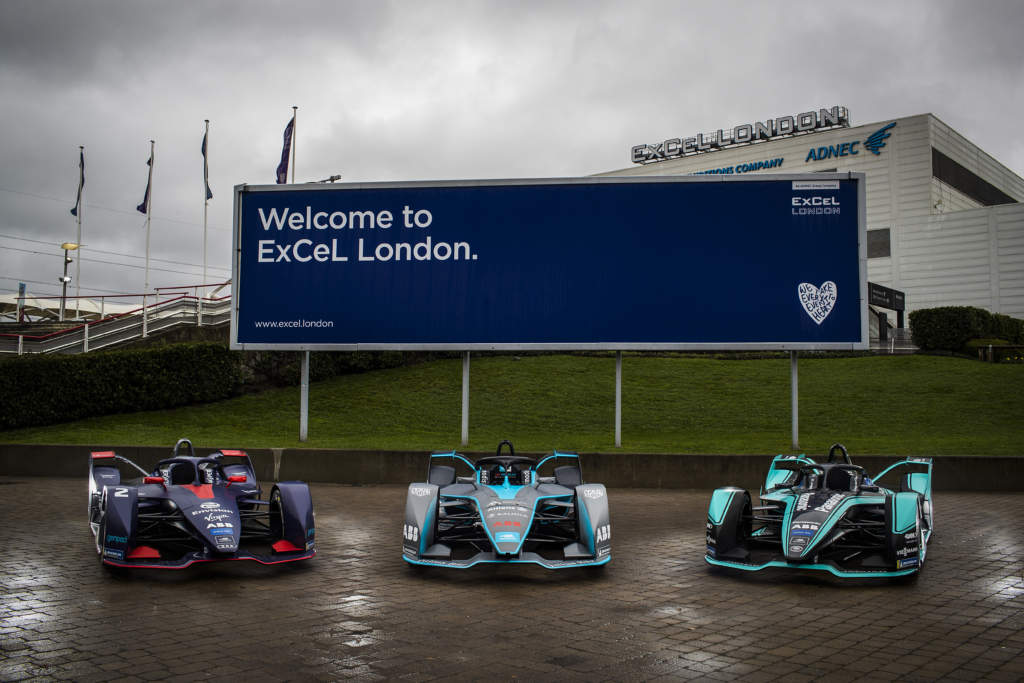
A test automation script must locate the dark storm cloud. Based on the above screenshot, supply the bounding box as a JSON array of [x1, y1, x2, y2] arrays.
[[0, 0, 395, 84], [0, 0, 1021, 298]]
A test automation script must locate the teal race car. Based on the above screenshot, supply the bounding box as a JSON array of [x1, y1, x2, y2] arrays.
[[705, 444, 932, 578]]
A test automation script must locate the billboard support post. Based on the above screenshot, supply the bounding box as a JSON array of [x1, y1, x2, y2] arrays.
[[615, 351, 622, 448], [461, 351, 470, 446], [300, 350, 309, 442], [790, 351, 799, 451]]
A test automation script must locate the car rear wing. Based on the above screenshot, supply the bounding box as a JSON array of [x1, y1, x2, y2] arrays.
[[872, 458, 932, 497], [761, 455, 817, 494], [210, 448, 258, 482], [89, 450, 149, 477]]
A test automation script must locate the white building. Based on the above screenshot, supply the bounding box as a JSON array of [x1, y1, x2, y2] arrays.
[[599, 109, 1024, 332]]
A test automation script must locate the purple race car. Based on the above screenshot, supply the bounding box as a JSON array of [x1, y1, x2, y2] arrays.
[[88, 438, 315, 569]]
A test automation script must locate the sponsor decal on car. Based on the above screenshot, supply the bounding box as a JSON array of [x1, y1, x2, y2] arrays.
[[582, 488, 604, 500], [790, 529, 815, 537], [204, 513, 232, 522], [210, 528, 233, 536], [409, 486, 432, 497], [897, 557, 919, 569], [103, 548, 124, 560], [403, 524, 419, 542], [796, 493, 812, 511], [200, 502, 221, 509], [596, 525, 611, 543], [495, 532, 521, 542], [896, 546, 919, 557], [206, 522, 233, 529], [814, 493, 845, 513], [106, 534, 128, 544]]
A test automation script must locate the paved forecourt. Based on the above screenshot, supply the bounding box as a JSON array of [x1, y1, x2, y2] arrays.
[[1, 479, 1022, 681]]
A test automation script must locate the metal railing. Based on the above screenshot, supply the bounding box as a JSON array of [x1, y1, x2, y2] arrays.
[[0, 293, 232, 356], [869, 327, 917, 354]]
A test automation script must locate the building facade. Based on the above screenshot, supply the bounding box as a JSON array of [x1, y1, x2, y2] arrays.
[[600, 110, 1024, 324]]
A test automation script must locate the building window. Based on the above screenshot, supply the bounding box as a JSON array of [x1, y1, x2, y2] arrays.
[[932, 148, 1016, 206], [868, 229, 891, 258]]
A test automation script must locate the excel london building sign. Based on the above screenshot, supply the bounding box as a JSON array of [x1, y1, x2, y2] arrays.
[[632, 106, 851, 164]]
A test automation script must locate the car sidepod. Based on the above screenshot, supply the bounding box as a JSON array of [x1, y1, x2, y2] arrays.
[[97, 484, 137, 563], [705, 487, 751, 563], [574, 483, 611, 561], [403, 483, 440, 561], [888, 491, 925, 571], [270, 482, 316, 555]]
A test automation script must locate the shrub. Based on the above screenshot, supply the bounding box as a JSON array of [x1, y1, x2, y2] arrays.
[[910, 306, 993, 351], [0, 343, 241, 430], [910, 306, 1024, 352], [992, 314, 1024, 344]]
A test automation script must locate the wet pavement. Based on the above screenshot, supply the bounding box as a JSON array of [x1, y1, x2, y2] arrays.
[[1, 478, 1022, 682]]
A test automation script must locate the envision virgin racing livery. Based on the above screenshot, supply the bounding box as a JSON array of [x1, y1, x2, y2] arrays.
[[88, 438, 315, 569], [705, 444, 932, 578], [403, 441, 611, 569]]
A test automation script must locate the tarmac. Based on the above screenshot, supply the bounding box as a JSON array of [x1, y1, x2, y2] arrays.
[[1, 478, 1022, 681]]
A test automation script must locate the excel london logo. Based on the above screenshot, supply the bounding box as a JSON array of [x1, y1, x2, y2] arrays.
[[804, 121, 896, 162]]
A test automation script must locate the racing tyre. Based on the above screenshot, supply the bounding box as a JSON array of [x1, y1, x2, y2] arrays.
[[94, 489, 107, 558], [921, 501, 929, 573], [269, 487, 285, 541]]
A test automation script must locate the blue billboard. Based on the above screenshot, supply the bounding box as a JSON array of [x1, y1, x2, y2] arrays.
[[231, 175, 866, 350]]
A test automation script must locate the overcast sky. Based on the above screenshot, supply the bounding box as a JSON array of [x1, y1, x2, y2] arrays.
[[1, 0, 1022, 301]]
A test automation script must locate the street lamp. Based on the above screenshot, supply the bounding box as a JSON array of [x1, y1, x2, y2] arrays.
[[59, 242, 79, 321]]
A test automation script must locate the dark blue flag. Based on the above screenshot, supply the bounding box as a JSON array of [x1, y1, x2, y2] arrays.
[[70, 148, 84, 216], [202, 130, 213, 200], [137, 151, 153, 214], [275, 115, 294, 184]]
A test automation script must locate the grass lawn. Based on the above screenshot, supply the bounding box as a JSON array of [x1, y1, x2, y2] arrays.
[[2, 354, 1021, 456]]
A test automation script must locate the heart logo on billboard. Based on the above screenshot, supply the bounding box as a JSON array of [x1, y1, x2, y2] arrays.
[[798, 281, 837, 325]]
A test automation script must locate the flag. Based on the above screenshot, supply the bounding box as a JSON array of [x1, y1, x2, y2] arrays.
[[137, 149, 153, 214], [275, 114, 295, 184], [70, 148, 84, 216], [202, 128, 213, 200]]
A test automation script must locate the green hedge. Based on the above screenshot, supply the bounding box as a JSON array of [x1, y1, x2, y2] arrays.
[[238, 349, 412, 388], [909, 306, 1024, 352], [0, 344, 423, 431], [0, 343, 242, 431]]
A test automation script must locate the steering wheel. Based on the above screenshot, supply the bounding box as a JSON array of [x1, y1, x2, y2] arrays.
[[827, 443, 852, 465], [173, 438, 195, 458]]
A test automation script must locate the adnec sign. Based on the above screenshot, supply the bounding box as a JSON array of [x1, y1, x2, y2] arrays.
[[230, 175, 868, 351]]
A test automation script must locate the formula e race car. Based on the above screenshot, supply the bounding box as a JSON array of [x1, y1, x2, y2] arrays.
[[705, 444, 933, 578], [88, 438, 315, 569], [402, 441, 611, 569]]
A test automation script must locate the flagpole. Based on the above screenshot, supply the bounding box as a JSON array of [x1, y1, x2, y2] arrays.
[[203, 120, 209, 287], [289, 105, 308, 441], [74, 145, 83, 319], [145, 139, 154, 292], [290, 106, 297, 183]]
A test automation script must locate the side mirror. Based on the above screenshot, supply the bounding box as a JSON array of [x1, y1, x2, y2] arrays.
[[228, 475, 247, 483], [143, 476, 164, 486]]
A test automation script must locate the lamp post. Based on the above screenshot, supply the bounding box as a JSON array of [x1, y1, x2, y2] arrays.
[[59, 242, 79, 321]]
